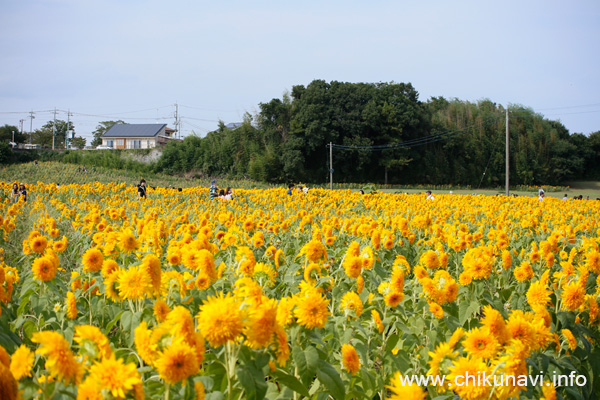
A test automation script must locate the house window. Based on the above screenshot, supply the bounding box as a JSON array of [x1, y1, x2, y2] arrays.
[[131, 140, 141, 149], [107, 140, 113, 148], [116, 139, 124, 147]]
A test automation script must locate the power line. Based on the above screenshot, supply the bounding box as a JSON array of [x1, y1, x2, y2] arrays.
[[331, 115, 505, 151]]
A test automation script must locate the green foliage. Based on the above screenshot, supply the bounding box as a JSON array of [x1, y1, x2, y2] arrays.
[[0, 124, 26, 143], [150, 81, 598, 186], [31, 119, 74, 149], [91, 120, 125, 147], [0, 142, 12, 164]]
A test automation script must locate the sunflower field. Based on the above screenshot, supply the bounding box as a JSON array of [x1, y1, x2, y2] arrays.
[[0, 178, 599, 400]]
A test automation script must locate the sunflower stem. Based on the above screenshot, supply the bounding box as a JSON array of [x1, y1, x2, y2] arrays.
[[165, 383, 170, 400]]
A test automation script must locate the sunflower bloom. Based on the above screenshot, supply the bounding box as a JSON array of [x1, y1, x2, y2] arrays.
[[294, 290, 330, 329], [32, 256, 57, 282], [10, 345, 34, 380], [462, 327, 499, 359], [117, 265, 152, 300], [561, 281, 585, 311], [197, 292, 244, 348], [74, 325, 113, 359], [386, 373, 426, 400], [66, 291, 77, 319], [154, 299, 170, 323], [341, 344, 360, 375], [82, 248, 104, 273], [561, 329, 577, 350], [155, 340, 200, 384], [88, 354, 141, 398], [372, 310, 384, 334], [526, 280, 550, 310], [119, 230, 140, 253], [29, 235, 48, 254], [298, 240, 327, 263], [447, 356, 492, 400], [32, 331, 83, 384], [340, 291, 363, 318]]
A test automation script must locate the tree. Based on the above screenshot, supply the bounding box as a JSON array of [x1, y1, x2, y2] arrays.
[[91, 121, 125, 147], [0, 124, 26, 144], [32, 120, 74, 148], [70, 136, 87, 149]]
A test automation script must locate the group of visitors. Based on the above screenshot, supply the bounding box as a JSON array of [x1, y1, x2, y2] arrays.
[[286, 184, 309, 195], [209, 180, 235, 201], [11, 183, 27, 202]]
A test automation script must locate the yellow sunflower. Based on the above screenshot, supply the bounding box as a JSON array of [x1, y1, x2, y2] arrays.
[[117, 265, 152, 300], [32, 331, 83, 384], [32, 256, 57, 282], [340, 291, 363, 318], [119, 230, 140, 253], [155, 340, 200, 384], [341, 344, 360, 375], [88, 354, 141, 398], [82, 248, 104, 273], [197, 292, 244, 348], [9, 345, 34, 380], [294, 291, 330, 329], [66, 291, 77, 320]]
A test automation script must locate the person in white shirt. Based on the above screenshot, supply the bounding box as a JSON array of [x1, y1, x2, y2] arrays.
[[426, 190, 435, 200], [538, 192, 545, 201], [562, 194, 568, 201]]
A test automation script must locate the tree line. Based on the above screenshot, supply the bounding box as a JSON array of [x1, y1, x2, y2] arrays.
[[157, 80, 600, 186], [3, 80, 599, 186]]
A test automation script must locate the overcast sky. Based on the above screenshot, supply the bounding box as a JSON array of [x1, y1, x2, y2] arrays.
[[1, 0, 599, 142]]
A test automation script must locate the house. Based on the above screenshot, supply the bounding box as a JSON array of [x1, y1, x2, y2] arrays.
[[101, 123, 178, 149]]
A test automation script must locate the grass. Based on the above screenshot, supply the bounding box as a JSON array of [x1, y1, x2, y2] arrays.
[[0, 161, 269, 190], [1, 161, 598, 200]]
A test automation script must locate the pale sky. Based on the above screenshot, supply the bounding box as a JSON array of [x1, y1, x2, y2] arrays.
[[1, 0, 599, 143]]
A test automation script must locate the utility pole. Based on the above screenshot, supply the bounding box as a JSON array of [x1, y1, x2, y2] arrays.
[[52, 108, 57, 150], [329, 142, 333, 190], [174, 102, 179, 138], [505, 107, 509, 196], [65, 109, 72, 149], [29, 111, 35, 144], [19, 119, 25, 137]]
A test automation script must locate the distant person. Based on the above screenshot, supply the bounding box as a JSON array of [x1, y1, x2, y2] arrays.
[[298, 185, 304, 193], [218, 189, 226, 199], [538, 186, 545, 196], [210, 180, 219, 200], [303, 186, 309, 194], [538, 192, 545, 201], [359, 189, 365, 194], [226, 187, 235, 199], [426, 190, 435, 200], [586, 196, 590, 200], [34, 160, 38, 166], [11, 183, 19, 202], [137, 179, 147, 199], [19, 183, 27, 202], [287, 184, 295, 195], [562, 194, 568, 201]]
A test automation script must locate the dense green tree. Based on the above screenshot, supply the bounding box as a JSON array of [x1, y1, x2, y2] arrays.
[[0, 124, 26, 144], [70, 136, 87, 150], [152, 80, 598, 186], [32, 120, 74, 149]]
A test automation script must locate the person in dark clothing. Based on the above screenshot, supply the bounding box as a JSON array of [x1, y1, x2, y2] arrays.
[[210, 180, 219, 200], [137, 179, 147, 199], [19, 183, 27, 202]]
